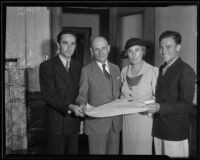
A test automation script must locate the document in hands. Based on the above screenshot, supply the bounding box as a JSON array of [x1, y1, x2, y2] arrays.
[[84, 98, 154, 118]]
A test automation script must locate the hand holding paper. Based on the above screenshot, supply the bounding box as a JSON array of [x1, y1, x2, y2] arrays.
[[84, 98, 155, 117]]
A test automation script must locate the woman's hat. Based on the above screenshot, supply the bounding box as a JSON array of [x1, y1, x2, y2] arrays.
[[124, 38, 148, 51], [121, 38, 149, 58]]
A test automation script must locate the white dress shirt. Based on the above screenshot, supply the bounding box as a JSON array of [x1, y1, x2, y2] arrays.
[[59, 54, 71, 69], [96, 61, 110, 74]]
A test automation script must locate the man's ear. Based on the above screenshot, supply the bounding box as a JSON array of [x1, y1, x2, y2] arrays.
[[90, 48, 94, 56], [107, 45, 110, 53], [176, 44, 181, 52], [57, 42, 60, 50]]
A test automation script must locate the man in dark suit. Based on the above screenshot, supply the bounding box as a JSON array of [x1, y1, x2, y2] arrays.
[[75, 37, 122, 154], [146, 30, 196, 157], [39, 31, 84, 154]]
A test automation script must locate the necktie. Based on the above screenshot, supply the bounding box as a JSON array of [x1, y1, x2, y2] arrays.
[[102, 64, 110, 80], [66, 60, 70, 72]]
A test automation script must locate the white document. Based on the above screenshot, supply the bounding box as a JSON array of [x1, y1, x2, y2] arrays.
[[84, 98, 154, 118]]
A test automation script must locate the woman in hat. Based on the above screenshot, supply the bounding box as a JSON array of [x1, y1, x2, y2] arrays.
[[121, 38, 158, 154]]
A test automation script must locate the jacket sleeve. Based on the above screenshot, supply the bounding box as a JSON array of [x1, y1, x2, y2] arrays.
[[75, 67, 89, 106], [39, 62, 69, 116], [158, 66, 196, 116]]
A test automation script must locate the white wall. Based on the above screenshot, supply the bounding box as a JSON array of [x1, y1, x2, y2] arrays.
[[155, 6, 197, 103], [155, 6, 197, 72], [62, 13, 100, 40], [119, 14, 143, 52]]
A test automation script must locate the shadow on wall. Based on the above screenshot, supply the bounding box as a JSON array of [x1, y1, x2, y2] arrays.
[[143, 40, 155, 66]]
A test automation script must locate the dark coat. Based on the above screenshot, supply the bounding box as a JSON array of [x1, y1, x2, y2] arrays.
[[39, 55, 82, 135], [152, 57, 196, 141]]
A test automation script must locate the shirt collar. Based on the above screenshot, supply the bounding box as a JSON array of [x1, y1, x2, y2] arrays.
[[96, 61, 110, 73], [59, 54, 71, 66], [165, 56, 179, 68], [96, 60, 108, 66]]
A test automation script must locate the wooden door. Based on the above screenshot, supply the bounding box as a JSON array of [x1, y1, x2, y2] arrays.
[[62, 27, 91, 66]]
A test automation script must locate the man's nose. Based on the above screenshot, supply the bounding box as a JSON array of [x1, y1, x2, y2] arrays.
[[99, 48, 104, 54], [162, 48, 168, 55], [66, 44, 71, 50]]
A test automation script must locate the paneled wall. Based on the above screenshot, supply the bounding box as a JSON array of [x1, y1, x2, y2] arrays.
[[5, 7, 51, 153], [6, 7, 51, 92]]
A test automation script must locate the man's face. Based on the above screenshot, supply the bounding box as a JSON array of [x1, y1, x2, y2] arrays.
[[57, 34, 76, 59], [91, 38, 110, 64], [159, 37, 180, 64]]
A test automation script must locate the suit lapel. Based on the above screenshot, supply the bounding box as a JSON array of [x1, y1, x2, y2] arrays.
[[68, 59, 76, 81], [109, 62, 118, 99], [91, 61, 113, 99], [156, 58, 182, 92], [53, 55, 70, 83]]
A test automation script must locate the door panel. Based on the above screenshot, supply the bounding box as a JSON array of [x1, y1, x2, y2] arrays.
[[119, 13, 143, 68]]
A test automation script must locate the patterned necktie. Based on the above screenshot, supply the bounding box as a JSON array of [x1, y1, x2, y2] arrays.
[[66, 60, 70, 72], [102, 64, 110, 80]]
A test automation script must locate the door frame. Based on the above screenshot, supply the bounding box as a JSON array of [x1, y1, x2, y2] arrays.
[[50, 7, 109, 59], [109, 7, 155, 66], [62, 27, 91, 66]]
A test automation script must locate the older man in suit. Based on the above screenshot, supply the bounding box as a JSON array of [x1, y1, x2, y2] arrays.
[[75, 37, 122, 154], [39, 31, 84, 154], [146, 30, 196, 157]]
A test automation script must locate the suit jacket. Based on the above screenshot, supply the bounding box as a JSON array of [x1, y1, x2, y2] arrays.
[[76, 61, 122, 135], [39, 55, 82, 135], [152, 57, 196, 141]]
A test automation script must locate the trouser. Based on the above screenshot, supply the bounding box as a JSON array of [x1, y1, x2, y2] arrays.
[[154, 137, 189, 158], [88, 125, 120, 154], [45, 133, 79, 154]]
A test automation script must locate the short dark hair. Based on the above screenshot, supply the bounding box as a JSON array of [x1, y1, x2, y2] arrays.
[[159, 30, 182, 45], [57, 30, 77, 43]]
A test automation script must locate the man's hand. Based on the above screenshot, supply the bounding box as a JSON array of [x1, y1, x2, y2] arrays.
[[69, 104, 85, 118], [80, 104, 87, 113], [145, 103, 160, 114]]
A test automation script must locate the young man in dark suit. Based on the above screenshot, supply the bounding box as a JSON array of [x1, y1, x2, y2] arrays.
[[39, 31, 84, 154], [146, 30, 196, 157]]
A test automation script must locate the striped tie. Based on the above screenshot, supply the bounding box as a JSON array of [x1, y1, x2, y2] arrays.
[[102, 64, 110, 80]]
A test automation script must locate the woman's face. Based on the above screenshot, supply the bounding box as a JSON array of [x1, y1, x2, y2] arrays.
[[127, 45, 145, 65]]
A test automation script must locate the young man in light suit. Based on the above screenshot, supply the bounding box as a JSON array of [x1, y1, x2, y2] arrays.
[[145, 30, 196, 157], [75, 37, 122, 154]]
